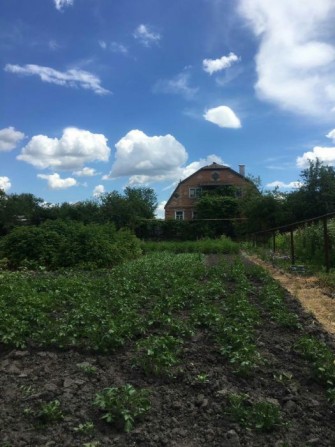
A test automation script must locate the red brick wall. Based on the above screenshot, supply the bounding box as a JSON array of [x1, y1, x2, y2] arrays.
[[165, 167, 249, 220]]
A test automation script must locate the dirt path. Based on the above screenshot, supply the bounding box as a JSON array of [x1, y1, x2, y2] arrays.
[[243, 253, 335, 335]]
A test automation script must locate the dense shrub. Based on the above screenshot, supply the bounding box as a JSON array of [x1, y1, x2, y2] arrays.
[[0, 220, 141, 270]]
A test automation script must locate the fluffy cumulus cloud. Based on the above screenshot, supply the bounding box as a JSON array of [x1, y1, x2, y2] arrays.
[[203, 52, 240, 75], [0, 176, 11, 192], [109, 130, 188, 184], [37, 173, 77, 189], [93, 184, 105, 197], [0, 127, 25, 151], [54, 0, 73, 11], [180, 155, 227, 180], [153, 72, 198, 99], [266, 181, 302, 189], [73, 167, 97, 177], [204, 105, 241, 128], [18, 127, 111, 171], [133, 24, 161, 47], [239, 0, 335, 118], [296, 128, 335, 168], [4, 64, 110, 95]]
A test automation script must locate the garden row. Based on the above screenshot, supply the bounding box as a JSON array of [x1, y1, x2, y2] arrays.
[[1, 253, 335, 446]]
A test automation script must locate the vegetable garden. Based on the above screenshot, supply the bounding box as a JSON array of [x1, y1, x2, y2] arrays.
[[1, 246, 335, 446]]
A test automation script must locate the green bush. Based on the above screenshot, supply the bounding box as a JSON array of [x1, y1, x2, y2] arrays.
[[0, 220, 142, 270]]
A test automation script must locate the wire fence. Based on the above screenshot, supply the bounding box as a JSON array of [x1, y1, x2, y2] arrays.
[[250, 211, 335, 273]]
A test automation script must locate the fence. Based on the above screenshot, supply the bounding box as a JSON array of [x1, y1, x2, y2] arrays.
[[250, 212, 335, 273]]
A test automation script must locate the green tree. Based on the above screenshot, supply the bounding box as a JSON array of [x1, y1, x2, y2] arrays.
[[0, 191, 44, 235], [99, 187, 157, 229], [286, 159, 335, 221]]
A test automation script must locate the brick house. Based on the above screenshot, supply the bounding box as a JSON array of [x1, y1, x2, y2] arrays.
[[164, 162, 251, 220]]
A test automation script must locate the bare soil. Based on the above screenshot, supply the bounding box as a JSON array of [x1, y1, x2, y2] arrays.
[[1, 256, 335, 446]]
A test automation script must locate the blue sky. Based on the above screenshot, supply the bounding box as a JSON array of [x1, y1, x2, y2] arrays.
[[1, 0, 335, 217]]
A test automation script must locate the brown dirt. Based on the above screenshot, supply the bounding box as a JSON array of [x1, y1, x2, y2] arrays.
[[243, 253, 335, 335], [1, 256, 335, 446]]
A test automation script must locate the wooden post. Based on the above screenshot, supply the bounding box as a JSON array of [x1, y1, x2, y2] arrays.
[[323, 217, 330, 273], [290, 228, 295, 265], [273, 231, 276, 254]]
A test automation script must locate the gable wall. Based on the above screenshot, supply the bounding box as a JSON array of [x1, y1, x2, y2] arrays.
[[165, 168, 249, 220]]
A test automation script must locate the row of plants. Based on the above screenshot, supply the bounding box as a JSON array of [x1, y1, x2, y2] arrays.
[[2, 252, 335, 436], [141, 235, 239, 254]]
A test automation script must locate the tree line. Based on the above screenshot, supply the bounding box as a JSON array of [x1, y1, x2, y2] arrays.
[[1, 160, 335, 239], [0, 186, 157, 236]]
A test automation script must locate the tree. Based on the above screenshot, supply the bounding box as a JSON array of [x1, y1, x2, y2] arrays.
[[99, 187, 157, 229], [285, 159, 335, 221], [0, 191, 44, 235]]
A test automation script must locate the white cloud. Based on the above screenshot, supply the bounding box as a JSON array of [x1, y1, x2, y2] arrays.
[[153, 72, 198, 99], [180, 155, 227, 180], [0, 127, 25, 151], [133, 24, 161, 47], [297, 147, 335, 168], [110, 42, 128, 54], [73, 167, 97, 177], [204, 105, 241, 128], [54, 0, 73, 11], [18, 127, 111, 171], [203, 52, 240, 75], [93, 184, 105, 197], [266, 181, 302, 189], [0, 176, 11, 192], [155, 201, 167, 219], [239, 0, 335, 118], [4, 64, 110, 95], [296, 129, 335, 168], [98, 40, 107, 49], [109, 130, 188, 183], [37, 173, 77, 189], [326, 129, 335, 140]]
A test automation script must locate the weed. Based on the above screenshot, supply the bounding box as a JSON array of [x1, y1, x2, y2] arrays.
[[37, 399, 64, 423], [196, 373, 209, 383], [77, 363, 97, 375], [94, 384, 150, 432], [74, 421, 95, 433]]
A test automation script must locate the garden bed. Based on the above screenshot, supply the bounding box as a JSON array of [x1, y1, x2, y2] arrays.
[[1, 253, 335, 446]]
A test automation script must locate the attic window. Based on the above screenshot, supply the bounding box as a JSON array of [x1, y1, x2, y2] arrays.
[[212, 172, 220, 181], [174, 192, 179, 198], [189, 187, 202, 198]]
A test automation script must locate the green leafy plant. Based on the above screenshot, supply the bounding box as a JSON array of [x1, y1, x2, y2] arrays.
[[37, 399, 64, 423], [74, 421, 95, 433], [94, 384, 150, 432], [196, 373, 209, 383], [134, 335, 183, 377], [226, 393, 283, 432], [77, 363, 97, 375], [295, 335, 335, 399]]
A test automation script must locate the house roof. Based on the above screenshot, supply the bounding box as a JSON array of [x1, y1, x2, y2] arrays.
[[164, 162, 251, 208]]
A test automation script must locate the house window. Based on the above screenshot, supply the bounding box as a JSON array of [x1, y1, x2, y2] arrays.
[[175, 210, 184, 220], [189, 187, 202, 198]]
